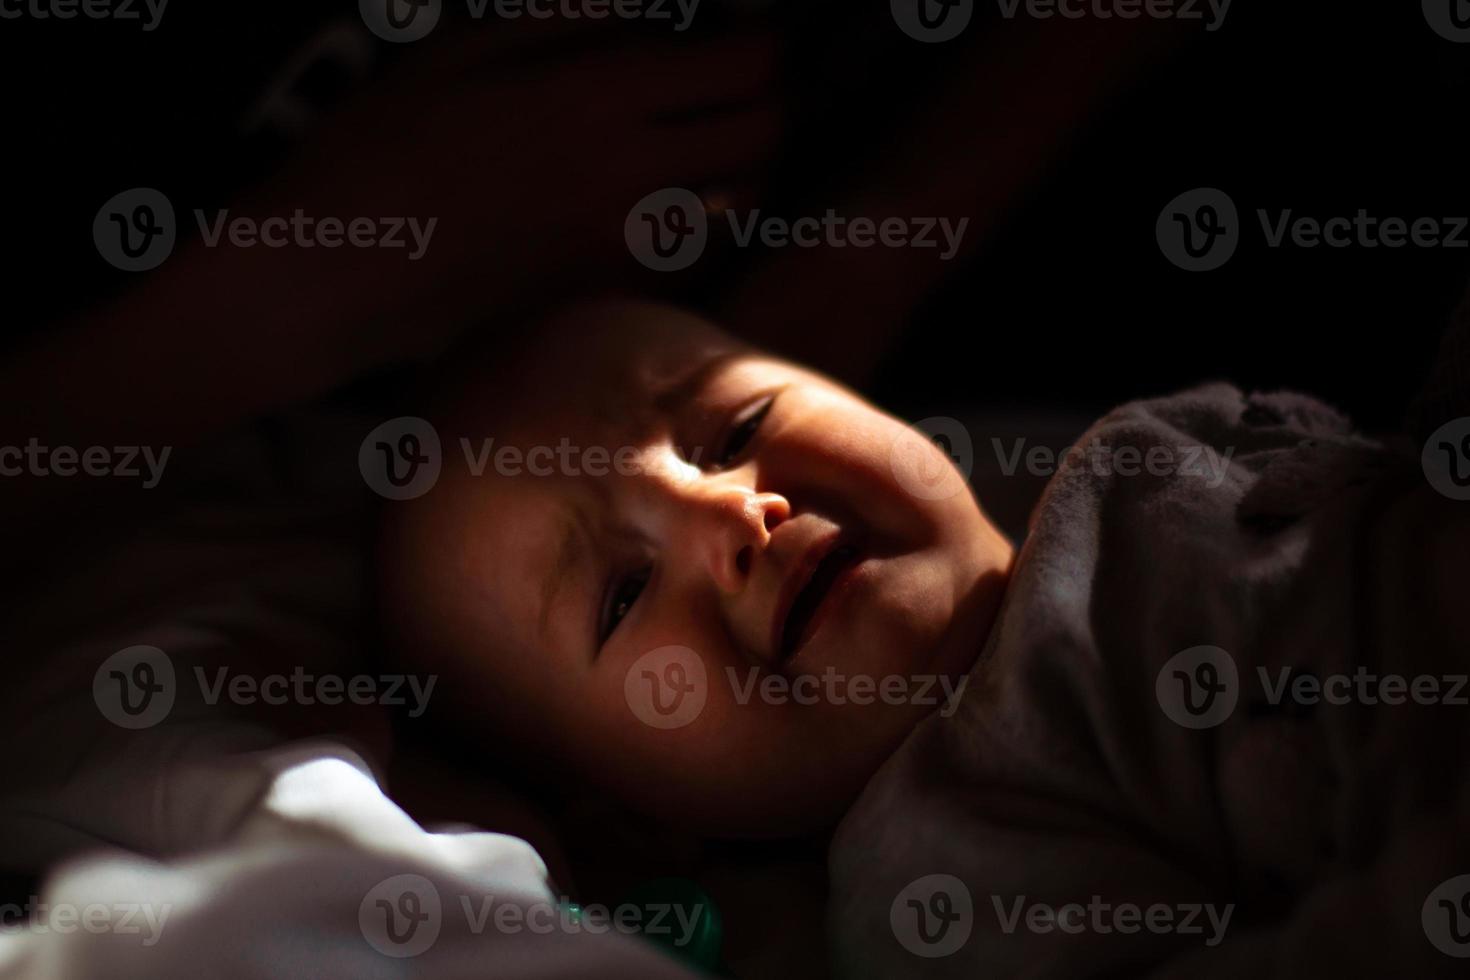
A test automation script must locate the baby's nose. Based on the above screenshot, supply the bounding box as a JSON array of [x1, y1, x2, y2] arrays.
[[694, 488, 788, 595]]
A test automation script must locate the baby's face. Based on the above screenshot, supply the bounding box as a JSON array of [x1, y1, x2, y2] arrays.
[[387, 302, 1012, 835]]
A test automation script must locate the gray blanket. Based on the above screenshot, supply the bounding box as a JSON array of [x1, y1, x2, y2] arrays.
[[830, 382, 1469, 977]]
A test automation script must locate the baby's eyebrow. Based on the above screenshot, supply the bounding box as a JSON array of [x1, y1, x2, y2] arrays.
[[650, 349, 745, 419], [537, 501, 593, 653]]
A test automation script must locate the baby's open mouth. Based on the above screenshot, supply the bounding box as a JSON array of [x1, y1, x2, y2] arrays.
[[777, 540, 864, 663]]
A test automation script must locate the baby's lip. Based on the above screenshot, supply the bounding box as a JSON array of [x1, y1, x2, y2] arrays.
[[768, 527, 853, 665]]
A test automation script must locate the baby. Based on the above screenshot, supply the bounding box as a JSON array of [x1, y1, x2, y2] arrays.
[[380, 299, 1469, 977], [379, 299, 1015, 835]]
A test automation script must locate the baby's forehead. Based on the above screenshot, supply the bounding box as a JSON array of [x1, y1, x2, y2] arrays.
[[467, 303, 745, 441], [546, 303, 738, 385]]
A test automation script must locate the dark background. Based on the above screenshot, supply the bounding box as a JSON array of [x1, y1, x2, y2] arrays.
[[3, 0, 1467, 430]]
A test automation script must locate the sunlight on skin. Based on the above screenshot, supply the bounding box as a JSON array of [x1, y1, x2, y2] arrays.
[[382, 301, 1014, 836]]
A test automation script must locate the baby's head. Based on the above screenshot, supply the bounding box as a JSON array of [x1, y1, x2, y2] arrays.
[[380, 300, 1012, 836]]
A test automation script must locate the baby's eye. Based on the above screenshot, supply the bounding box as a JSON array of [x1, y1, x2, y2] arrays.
[[600, 567, 651, 643], [716, 395, 776, 469]]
